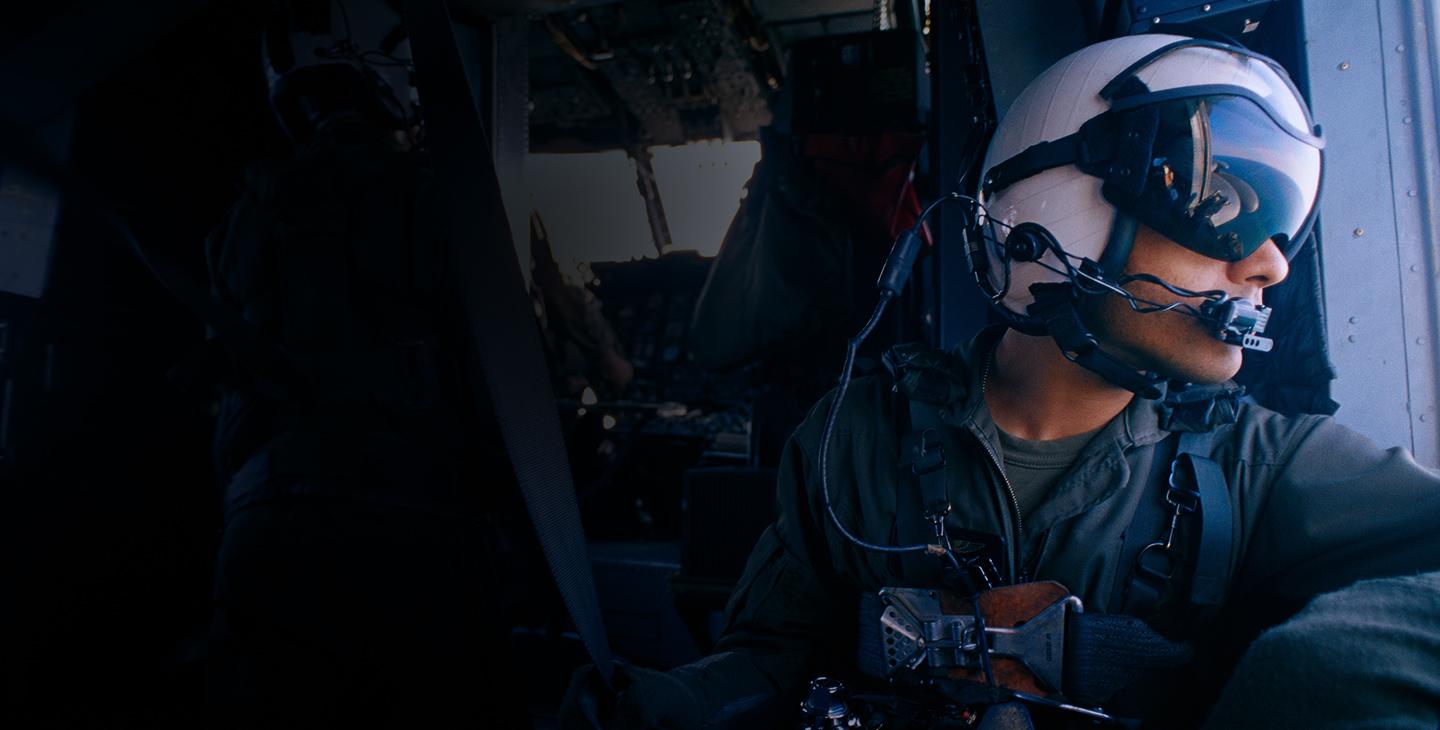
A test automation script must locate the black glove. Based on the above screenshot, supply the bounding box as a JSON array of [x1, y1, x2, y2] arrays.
[[560, 662, 707, 730]]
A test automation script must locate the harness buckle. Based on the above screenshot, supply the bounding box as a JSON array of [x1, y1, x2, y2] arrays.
[[910, 428, 947, 476], [1164, 484, 1199, 513], [876, 583, 1081, 695]]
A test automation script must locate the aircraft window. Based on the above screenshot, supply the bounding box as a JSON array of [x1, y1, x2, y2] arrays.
[[525, 140, 761, 282], [526, 149, 654, 284], [648, 140, 762, 258]]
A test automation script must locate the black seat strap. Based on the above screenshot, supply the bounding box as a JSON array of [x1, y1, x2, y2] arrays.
[[402, 0, 614, 685]]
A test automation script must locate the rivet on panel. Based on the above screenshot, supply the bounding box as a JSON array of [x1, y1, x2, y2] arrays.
[[1409, 190, 1418, 197], [1348, 316, 1359, 324], [1347, 335, 1357, 343], [1397, 44, 1406, 52], [1203, 4, 1212, 10], [1404, 116, 1413, 124], [1338, 61, 1351, 71], [1353, 227, 1365, 237], [1420, 414, 1428, 423], [1153, 16, 1162, 24], [1412, 264, 1421, 273]]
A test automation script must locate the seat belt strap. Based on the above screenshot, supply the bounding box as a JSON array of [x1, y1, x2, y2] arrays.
[[402, 0, 614, 684]]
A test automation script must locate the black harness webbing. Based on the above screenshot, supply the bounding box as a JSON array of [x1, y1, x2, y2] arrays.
[[403, 0, 614, 685], [1120, 428, 1232, 616], [1113, 433, 1180, 614], [1187, 447, 1232, 606], [894, 394, 950, 583]]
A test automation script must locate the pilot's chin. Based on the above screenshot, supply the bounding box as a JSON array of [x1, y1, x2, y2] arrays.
[[1155, 343, 1243, 385]]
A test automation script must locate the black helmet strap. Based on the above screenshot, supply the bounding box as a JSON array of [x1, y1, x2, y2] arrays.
[[1027, 282, 1166, 399], [981, 107, 1159, 200]]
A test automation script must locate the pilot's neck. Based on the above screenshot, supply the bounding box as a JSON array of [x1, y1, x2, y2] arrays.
[[983, 328, 1134, 441]]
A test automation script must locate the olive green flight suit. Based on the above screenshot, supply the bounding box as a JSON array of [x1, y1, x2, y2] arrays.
[[611, 327, 1440, 727]]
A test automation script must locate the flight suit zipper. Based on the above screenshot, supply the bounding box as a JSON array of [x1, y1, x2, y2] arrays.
[[975, 355, 1024, 582], [972, 428, 1024, 583]]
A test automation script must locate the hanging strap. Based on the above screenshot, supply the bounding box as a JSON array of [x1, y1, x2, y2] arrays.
[[402, 0, 614, 684], [1112, 433, 1179, 613], [1118, 429, 1232, 615], [1186, 440, 1231, 607], [905, 400, 952, 523], [894, 395, 952, 584]]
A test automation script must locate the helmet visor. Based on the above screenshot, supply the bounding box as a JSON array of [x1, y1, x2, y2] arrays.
[[1114, 94, 1322, 261]]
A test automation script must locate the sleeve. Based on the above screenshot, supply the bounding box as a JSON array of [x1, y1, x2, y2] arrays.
[[1234, 415, 1440, 603], [1206, 417, 1440, 727], [1204, 572, 1440, 730], [664, 407, 853, 726]]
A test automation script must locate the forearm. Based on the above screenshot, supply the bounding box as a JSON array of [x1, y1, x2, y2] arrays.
[[1205, 573, 1440, 729]]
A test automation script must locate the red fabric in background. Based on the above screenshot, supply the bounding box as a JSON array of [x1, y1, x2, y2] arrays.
[[801, 132, 928, 243]]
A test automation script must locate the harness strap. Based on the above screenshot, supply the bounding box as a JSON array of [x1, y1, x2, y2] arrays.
[[1119, 429, 1231, 615], [1187, 446, 1231, 606], [1113, 433, 1179, 614], [905, 399, 952, 519], [894, 395, 954, 584]]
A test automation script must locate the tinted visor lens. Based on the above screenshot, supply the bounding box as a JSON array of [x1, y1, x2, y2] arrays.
[[1138, 96, 1321, 261]]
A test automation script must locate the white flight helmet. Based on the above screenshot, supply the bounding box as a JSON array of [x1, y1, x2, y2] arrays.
[[974, 34, 1323, 325]]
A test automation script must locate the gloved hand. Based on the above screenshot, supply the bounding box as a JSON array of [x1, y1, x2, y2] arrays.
[[560, 662, 707, 730]]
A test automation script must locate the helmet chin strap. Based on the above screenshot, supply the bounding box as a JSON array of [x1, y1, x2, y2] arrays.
[[1027, 282, 1166, 399], [1052, 212, 1166, 398], [1022, 212, 1273, 399]]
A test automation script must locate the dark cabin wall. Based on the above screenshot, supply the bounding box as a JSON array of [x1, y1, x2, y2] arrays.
[[1, 5, 285, 726]]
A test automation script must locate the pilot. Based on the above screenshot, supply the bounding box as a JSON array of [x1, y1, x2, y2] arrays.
[[564, 34, 1440, 729]]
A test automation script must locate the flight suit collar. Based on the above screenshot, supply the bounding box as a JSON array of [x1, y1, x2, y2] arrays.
[[944, 326, 1240, 446], [941, 326, 1243, 542], [944, 327, 1165, 446]]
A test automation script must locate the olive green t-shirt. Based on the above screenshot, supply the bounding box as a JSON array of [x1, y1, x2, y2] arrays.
[[995, 426, 1104, 518]]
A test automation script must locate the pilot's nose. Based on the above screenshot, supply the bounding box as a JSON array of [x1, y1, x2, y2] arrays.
[[1229, 238, 1290, 294]]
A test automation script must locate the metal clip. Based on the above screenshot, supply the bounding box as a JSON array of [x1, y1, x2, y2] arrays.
[[911, 428, 947, 476]]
